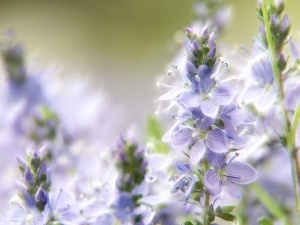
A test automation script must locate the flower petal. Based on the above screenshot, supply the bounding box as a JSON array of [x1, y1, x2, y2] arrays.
[[204, 170, 222, 196], [190, 140, 206, 165], [211, 86, 233, 105], [222, 180, 241, 199], [201, 100, 219, 118], [225, 161, 258, 185], [206, 129, 228, 153], [174, 161, 192, 176], [170, 128, 193, 149], [177, 90, 201, 108], [207, 150, 226, 169]]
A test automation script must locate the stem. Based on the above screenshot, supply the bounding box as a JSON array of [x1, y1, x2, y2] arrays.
[[203, 160, 211, 225], [261, 0, 300, 222], [291, 152, 300, 222], [261, 0, 290, 134]]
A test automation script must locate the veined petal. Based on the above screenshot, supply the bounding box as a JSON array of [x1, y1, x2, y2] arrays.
[[186, 61, 197, 80], [225, 161, 258, 185], [207, 150, 226, 169], [175, 161, 192, 176], [206, 129, 228, 153], [170, 128, 193, 149], [201, 100, 219, 118], [198, 65, 213, 93], [222, 180, 241, 199], [204, 170, 222, 196], [211, 86, 233, 105], [177, 90, 201, 108], [190, 140, 206, 165]]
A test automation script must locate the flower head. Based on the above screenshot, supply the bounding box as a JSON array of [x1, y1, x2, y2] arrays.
[[205, 151, 258, 198]]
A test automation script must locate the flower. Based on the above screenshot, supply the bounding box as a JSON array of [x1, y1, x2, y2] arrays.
[[204, 151, 258, 198], [170, 110, 228, 164], [177, 64, 233, 118], [171, 162, 198, 204]]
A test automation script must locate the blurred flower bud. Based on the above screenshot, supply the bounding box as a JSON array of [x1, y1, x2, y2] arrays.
[[277, 53, 287, 71], [24, 169, 35, 187], [280, 14, 290, 37]]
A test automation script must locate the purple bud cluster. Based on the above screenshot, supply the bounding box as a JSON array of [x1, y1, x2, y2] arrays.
[[112, 136, 152, 224], [17, 151, 50, 212]]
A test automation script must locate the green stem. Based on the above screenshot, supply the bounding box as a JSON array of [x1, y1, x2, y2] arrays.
[[291, 153, 300, 222], [261, 0, 300, 222], [261, 0, 290, 134], [203, 160, 211, 225], [251, 183, 293, 225]]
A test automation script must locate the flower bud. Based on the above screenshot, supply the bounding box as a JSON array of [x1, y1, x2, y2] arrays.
[[205, 47, 216, 61], [280, 14, 290, 37], [35, 187, 48, 205], [277, 53, 287, 71], [275, 0, 285, 14], [200, 26, 210, 42], [270, 14, 280, 34], [186, 27, 194, 40], [24, 169, 35, 187], [37, 162, 47, 182]]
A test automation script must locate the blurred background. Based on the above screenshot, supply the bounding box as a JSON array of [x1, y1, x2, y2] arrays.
[[0, 0, 299, 134]]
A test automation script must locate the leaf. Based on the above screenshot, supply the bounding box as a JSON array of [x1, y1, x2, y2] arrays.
[[216, 205, 235, 214], [146, 115, 169, 154], [287, 103, 300, 152], [251, 183, 292, 225], [184, 222, 194, 225], [258, 216, 274, 225], [216, 212, 235, 221]]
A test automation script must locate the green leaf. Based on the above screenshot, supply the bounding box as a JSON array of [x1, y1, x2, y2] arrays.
[[216, 205, 235, 214], [250, 183, 292, 225], [216, 212, 235, 221], [184, 222, 193, 225], [40, 106, 58, 121], [287, 103, 300, 152], [258, 216, 274, 225], [146, 115, 169, 154]]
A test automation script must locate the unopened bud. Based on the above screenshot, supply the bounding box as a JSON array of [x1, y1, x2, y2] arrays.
[[277, 53, 287, 71]]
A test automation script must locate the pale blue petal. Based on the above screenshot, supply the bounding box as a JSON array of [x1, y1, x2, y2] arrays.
[[211, 86, 233, 105], [206, 129, 228, 153], [170, 128, 193, 149], [201, 100, 219, 118], [204, 170, 222, 196], [207, 150, 226, 169], [290, 40, 300, 60], [225, 161, 258, 185], [222, 180, 241, 199], [190, 140, 206, 165], [178, 90, 201, 108], [175, 161, 192, 176], [198, 65, 213, 93]]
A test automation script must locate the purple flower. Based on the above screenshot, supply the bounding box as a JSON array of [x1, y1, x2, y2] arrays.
[[114, 192, 135, 222], [170, 111, 228, 164], [204, 151, 258, 198], [171, 162, 197, 203], [178, 65, 233, 118]]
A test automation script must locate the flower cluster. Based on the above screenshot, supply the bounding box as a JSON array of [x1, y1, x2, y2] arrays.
[[112, 136, 153, 225], [159, 26, 258, 223]]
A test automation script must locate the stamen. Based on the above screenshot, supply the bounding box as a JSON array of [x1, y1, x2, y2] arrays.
[[155, 110, 178, 119], [172, 64, 178, 69], [156, 81, 175, 89]]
